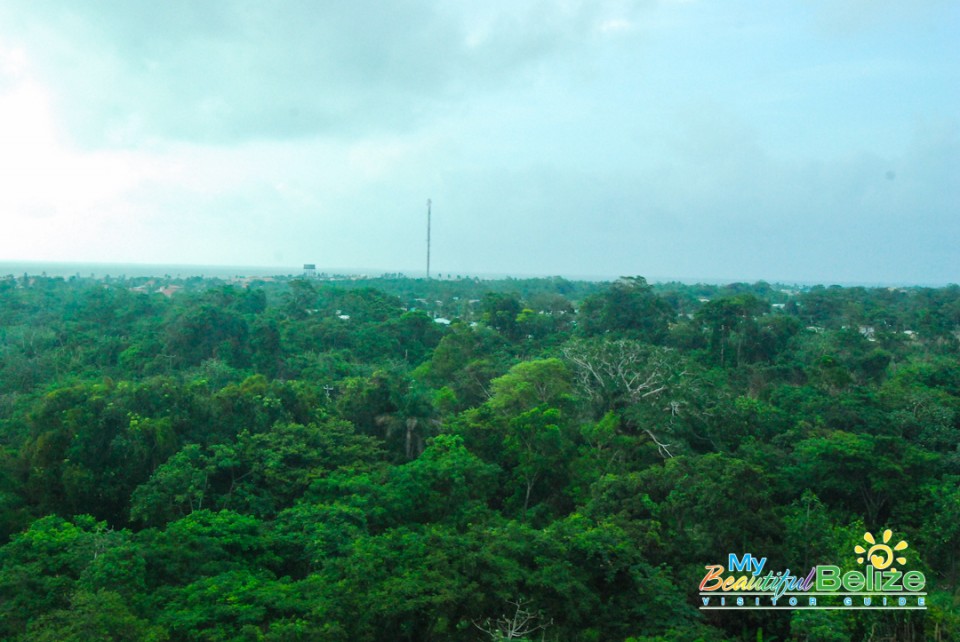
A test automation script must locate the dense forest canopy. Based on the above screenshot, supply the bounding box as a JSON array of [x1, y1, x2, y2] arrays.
[[0, 272, 958, 641]]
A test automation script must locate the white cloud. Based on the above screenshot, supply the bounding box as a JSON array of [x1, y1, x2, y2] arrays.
[[0, 82, 142, 208], [0, 45, 27, 77], [0, 2, 956, 282], [596, 18, 634, 34], [0, 56, 163, 260]]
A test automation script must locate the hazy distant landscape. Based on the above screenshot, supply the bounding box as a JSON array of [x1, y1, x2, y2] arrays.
[[3, 262, 954, 289]]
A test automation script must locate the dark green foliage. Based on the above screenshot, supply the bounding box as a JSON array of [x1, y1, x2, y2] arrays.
[[0, 273, 957, 641], [23, 589, 167, 642], [578, 276, 674, 343]]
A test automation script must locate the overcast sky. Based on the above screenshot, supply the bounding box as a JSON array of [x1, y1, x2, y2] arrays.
[[0, 1, 957, 284]]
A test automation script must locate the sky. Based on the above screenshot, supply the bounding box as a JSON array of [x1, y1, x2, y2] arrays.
[[0, 1, 957, 284]]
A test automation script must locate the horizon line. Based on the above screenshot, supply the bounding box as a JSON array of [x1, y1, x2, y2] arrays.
[[0, 260, 955, 289]]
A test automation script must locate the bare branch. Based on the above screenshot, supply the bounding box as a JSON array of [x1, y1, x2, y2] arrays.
[[642, 427, 674, 458], [473, 598, 553, 641]]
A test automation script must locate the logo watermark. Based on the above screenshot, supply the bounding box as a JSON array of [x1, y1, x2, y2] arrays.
[[699, 529, 926, 610]]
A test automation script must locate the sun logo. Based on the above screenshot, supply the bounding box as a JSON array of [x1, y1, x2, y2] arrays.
[[855, 530, 908, 571]]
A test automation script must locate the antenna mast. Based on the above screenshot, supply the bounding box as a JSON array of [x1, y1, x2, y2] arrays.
[[426, 198, 432, 279]]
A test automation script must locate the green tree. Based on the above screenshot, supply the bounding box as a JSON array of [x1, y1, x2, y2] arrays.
[[22, 589, 168, 642], [577, 276, 673, 343], [481, 292, 524, 341], [789, 431, 937, 527]]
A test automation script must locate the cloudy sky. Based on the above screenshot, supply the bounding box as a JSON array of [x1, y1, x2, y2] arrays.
[[0, 1, 957, 284]]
